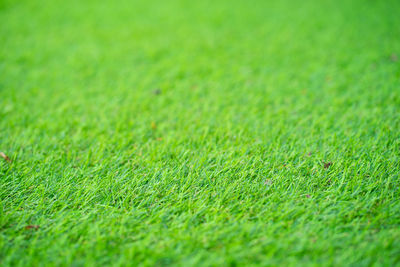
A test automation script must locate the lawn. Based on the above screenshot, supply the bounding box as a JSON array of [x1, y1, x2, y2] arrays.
[[1, 0, 400, 266]]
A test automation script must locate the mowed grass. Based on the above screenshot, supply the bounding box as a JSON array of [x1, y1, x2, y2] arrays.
[[1, 0, 400, 265]]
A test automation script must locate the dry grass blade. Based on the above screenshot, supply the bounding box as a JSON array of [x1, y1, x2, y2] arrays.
[[25, 225, 40, 230], [0, 152, 11, 162], [324, 162, 332, 169]]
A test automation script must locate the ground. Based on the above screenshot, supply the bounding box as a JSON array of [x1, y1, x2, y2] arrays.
[[1, 0, 400, 266]]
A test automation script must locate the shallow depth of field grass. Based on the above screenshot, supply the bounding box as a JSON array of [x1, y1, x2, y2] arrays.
[[1, 0, 400, 265]]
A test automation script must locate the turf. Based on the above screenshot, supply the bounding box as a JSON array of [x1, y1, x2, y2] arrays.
[[1, 0, 400, 266]]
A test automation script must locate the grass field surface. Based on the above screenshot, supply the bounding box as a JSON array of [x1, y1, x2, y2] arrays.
[[1, 0, 400, 265]]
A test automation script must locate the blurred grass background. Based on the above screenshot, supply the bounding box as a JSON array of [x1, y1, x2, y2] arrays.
[[1, 0, 400, 266]]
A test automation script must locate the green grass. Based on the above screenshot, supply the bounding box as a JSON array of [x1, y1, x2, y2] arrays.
[[1, 0, 400, 265]]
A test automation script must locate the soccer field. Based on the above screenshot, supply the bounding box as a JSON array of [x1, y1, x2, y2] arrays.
[[1, 0, 400, 265]]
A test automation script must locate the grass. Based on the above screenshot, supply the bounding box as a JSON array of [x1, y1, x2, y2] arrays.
[[1, 0, 400, 265]]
